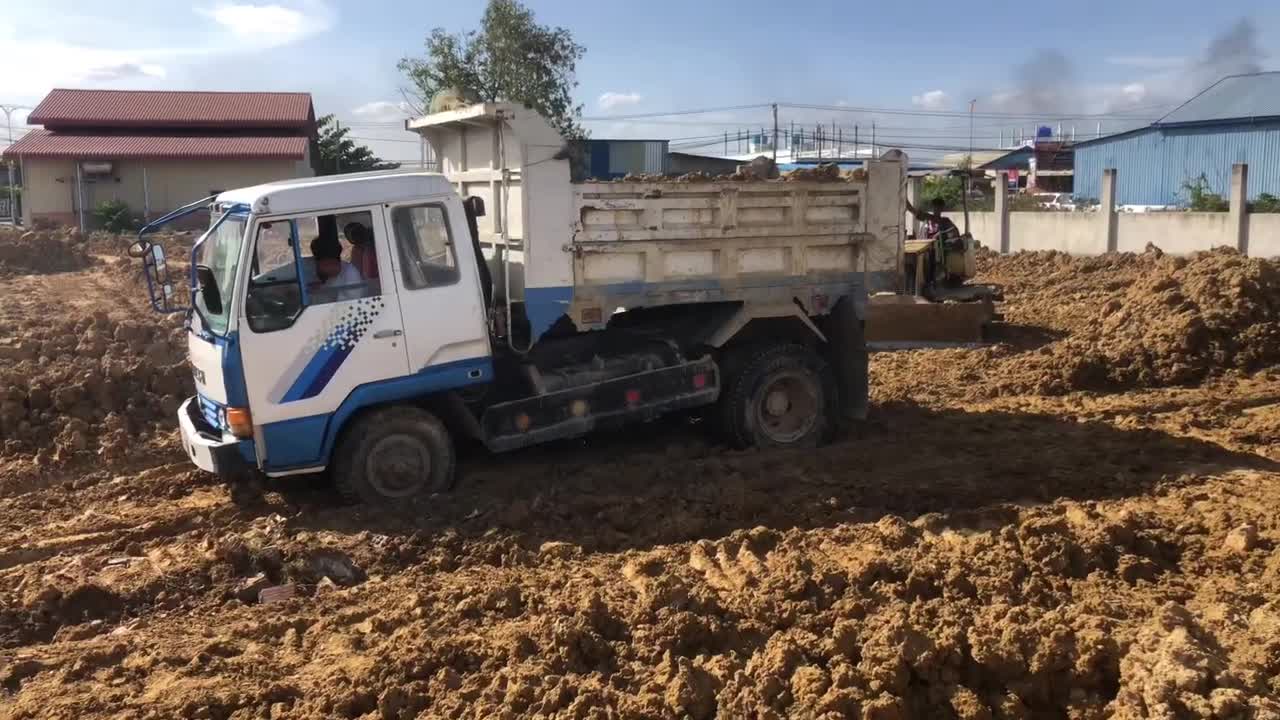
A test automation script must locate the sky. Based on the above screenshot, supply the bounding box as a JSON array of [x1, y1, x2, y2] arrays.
[[1, 0, 1277, 163]]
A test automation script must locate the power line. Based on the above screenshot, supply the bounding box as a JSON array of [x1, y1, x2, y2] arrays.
[[580, 103, 774, 121]]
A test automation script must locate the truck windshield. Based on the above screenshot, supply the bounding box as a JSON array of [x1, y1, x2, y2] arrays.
[[194, 214, 247, 335]]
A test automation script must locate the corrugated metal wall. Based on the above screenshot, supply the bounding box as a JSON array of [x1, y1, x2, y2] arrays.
[[586, 140, 670, 178], [1074, 121, 1280, 205]]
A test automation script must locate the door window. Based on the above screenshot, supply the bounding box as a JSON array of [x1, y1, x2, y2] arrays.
[[245, 210, 383, 332], [391, 205, 459, 290]]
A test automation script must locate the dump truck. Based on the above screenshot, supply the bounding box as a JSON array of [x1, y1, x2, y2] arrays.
[[133, 103, 905, 503]]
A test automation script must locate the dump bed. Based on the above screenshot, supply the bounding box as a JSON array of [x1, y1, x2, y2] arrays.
[[569, 169, 903, 318], [410, 103, 905, 338]]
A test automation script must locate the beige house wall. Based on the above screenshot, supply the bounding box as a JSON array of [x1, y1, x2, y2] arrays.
[[21, 149, 312, 227]]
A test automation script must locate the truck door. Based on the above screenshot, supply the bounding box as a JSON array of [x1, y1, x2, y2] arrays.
[[383, 198, 492, 373], [238, 207, 410, 471]]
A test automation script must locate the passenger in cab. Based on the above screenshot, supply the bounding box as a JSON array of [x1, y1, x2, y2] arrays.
[[344, 222, 379, 280]]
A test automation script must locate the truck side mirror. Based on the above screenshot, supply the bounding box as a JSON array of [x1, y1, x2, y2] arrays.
[[464, 196, 486, 217], [195, 265, 223, 315]]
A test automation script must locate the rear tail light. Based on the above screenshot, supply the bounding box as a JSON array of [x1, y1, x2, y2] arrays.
[[692, 373, 708, 389]]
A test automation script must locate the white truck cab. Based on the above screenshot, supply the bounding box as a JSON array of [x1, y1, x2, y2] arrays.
[[138, 104, 905, 503]]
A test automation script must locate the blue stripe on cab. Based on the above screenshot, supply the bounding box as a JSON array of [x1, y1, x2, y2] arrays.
[[260, 356, 494, 473], [282, 345, 343, 403]]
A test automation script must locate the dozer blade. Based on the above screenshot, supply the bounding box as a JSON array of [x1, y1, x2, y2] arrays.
[[865, 295, 997, 349]]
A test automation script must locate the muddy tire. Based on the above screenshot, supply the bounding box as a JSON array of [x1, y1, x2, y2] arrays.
[[718, 343, 836, 450], [332, 405, 455, 505]]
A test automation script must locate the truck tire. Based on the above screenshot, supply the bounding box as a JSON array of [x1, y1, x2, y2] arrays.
[[718, 343, 837, 450], [332, 405, 455, 505]]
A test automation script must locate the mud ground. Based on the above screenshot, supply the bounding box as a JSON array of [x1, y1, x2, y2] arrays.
[[1, 231, 1278, 719]]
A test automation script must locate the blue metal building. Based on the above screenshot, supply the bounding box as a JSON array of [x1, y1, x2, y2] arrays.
[[1074, 72, 1280, 205], [582, 139, 669, 179]]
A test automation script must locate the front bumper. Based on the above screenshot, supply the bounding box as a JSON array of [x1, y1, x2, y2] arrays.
[[178, 396, 253, 478]]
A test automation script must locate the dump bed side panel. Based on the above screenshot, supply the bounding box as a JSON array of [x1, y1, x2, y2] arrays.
[[567, 161, 902, 328]]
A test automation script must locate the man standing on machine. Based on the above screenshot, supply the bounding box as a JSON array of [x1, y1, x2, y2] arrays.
[[905, 197, 961, 242]]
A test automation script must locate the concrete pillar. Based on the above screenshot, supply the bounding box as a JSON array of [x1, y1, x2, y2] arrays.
[[1101, 169, 1118, 253], [906, 176, 922, 238], [993, 171, 1010, 253], [1229, 163, 1249, 255]]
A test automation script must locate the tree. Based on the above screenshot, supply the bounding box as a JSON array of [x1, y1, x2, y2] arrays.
[[397, 0, 586, 138], [316, 115, 397, 176]]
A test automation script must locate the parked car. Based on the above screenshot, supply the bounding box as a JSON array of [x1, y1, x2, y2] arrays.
[[1030, 192, 1076, 211]]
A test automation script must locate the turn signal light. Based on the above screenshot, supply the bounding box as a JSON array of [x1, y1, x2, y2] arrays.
[[226, 407, 254, 439]]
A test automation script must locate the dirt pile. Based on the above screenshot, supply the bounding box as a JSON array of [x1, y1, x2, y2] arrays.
[[0, 227, 97, 275], [992, 247, 1280, 394], [0, 259, 189, 467], [0, 313, 189, 464], [3, 233, 1280, 718], [606, 162, 865, 184], [877, 246, 1280, 404]]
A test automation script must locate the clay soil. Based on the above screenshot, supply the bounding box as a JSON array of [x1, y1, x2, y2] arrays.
[[1, 231, 1279, 720]]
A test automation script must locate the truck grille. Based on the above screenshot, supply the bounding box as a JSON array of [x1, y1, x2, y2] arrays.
[[197, 394, 224, 431]]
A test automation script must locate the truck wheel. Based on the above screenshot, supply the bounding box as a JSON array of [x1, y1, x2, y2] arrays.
[[332, 405, 455, 505], [719, 344, 836, 450]]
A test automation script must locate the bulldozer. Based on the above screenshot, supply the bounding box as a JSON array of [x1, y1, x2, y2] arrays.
[[867, 170, 1002, 347]]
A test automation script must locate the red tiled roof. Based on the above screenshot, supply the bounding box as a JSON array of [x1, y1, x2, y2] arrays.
[[28, 89, 315, 130], [3, 130, 309, 160]]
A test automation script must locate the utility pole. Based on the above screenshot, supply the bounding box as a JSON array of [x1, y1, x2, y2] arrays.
[[771, 104, 778, 163], [1, 105, 26, 225], [854, 125, 859, 158], [335, 119, 342, 174], [871, 122, 876, 157], [968, 99, 977, 167]]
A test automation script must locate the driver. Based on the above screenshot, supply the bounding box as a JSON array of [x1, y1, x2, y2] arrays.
[[905, 197, 961, 242], [309, 235, 364, 301]]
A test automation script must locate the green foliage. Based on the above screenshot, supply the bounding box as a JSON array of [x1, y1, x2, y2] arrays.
[[93, 200, 136, 233], [317, 115, 396, 176], [1249, 193, 1280, 213], [397, 0, 587, 138], [1181, 174, 1229, 212], [919, 176, 963, 211]]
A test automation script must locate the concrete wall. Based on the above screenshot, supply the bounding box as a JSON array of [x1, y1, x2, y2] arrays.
[[1115, 212, 1235, 254], [1009, 212, 1102, 254], [943, 210, 1276, 257], [942, 211, 997, 247], [950, 166, 1278, 258], [20, 153, 312, 226], [1249, 214, 1280, 258]]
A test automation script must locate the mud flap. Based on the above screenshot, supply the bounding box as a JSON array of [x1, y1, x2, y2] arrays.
[[827, 296, 869, 424]]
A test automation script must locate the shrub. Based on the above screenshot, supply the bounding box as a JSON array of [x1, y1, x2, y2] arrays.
[[1181, 175, 1229, 212], [1249, 193, 1280, 213], [93, 200, 137, 233]]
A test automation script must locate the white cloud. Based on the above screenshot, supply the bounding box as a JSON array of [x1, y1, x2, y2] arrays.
[[911, 90, 950, 111], [196, 2, 334, 48], [352, 100, 413, 122], [0, 3, 333, 103], [82, 62, 167, 83], [598, 91, 642, 112]]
